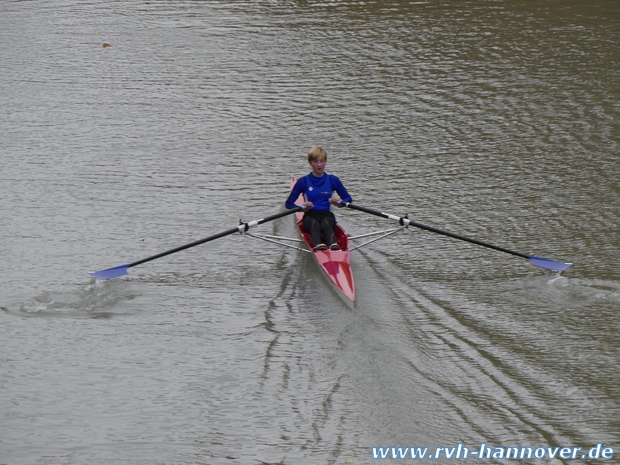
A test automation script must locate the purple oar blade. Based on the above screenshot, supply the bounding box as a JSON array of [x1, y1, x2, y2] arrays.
[[88, 265, 131, 280], [528, 256, 572, 271]]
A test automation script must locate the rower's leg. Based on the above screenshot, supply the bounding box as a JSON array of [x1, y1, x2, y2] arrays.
[[302, 217, 323, 247], [319, 216, 337, 246]]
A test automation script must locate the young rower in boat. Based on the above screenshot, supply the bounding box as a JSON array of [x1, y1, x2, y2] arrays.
[[285, 147, 352, 251]]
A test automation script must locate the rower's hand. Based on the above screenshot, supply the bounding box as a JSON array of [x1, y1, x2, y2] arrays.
[[302, 201, 314, 209], [330, 197, 344, 207]]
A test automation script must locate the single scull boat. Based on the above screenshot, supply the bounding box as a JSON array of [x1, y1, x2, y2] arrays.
[[89, 178, 572, 304]]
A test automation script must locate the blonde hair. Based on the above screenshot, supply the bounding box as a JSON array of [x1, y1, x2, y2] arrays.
[[307, 146, 327, 163]]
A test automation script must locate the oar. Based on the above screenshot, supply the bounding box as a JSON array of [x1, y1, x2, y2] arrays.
[[339, 202, 572, 271], [89, 206, 305, 280]]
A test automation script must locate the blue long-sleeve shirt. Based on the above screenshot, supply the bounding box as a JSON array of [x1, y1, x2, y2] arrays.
[[286, 173, 352, 211]]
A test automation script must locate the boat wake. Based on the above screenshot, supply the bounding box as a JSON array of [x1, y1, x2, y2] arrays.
[[265, 243, 619, 455], [349, 248, 619, 447], [6, 280, 139, 319]]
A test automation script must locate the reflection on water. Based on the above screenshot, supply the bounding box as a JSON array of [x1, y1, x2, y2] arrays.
[[1, 0, 618, 463]]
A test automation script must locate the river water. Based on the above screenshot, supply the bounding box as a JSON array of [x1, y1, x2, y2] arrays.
[[1, 1, 618, 464]]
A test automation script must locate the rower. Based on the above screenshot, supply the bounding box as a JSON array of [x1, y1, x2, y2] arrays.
[[285, 147, 352, 251]]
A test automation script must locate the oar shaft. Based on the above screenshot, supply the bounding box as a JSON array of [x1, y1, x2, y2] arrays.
[[129, 207, 304, 267], [340, 202, 529, 259], [89, 207, 306, 279], [128, 226, 240, 267]]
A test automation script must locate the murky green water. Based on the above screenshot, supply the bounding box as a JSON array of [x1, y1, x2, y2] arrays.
[[1, 1, 618, 464]]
